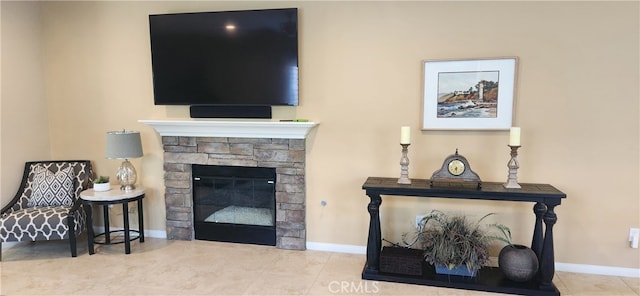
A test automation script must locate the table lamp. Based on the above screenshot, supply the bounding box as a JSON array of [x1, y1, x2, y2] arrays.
[[105, 130, 143, 191]]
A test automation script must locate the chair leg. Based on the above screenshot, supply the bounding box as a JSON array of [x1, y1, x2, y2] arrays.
[[70, 231, 77, 257], [68, 216, 77, 257]]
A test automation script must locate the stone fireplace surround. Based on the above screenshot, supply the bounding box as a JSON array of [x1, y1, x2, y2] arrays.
[[140, 120, 318, 250]]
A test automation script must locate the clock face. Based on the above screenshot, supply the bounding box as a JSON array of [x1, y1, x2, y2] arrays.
[[448, 159, 466, 176]]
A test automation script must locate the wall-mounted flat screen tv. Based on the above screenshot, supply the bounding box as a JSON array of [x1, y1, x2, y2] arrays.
[[149, 8, 298, 107]]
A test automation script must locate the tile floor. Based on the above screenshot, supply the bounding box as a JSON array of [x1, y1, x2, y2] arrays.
[[0, 237, 638, 295]]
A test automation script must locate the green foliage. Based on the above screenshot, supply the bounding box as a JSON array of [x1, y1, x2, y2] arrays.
[[416, 210, 497, 273], [94, 175, 110, 184], [487, 223, 513, 246]]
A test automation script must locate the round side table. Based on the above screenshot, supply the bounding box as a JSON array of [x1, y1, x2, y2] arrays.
[[80, 187, 145, 254]]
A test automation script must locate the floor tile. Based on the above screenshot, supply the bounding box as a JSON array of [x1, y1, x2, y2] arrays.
[[621, 276, 640, 294], [557, 271, 638, 296]]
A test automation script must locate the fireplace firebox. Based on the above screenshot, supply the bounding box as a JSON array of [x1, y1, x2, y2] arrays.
[[192, 164, 276, 246]]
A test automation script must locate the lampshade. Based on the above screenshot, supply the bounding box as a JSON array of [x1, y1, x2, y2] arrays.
[[105, 130, 143, 159]]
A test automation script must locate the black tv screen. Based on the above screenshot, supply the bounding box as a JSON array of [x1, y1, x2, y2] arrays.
[[149, 8, 298, 106]]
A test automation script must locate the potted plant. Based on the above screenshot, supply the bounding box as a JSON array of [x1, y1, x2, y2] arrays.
[[93, 175, 111, 192], [416, 210, 494, 277], [490, 223, 539, 282]]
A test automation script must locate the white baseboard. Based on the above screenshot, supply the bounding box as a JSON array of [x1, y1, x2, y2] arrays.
[[555, 262, 640, 278], [92, 226, 167, 239], [306, 241, 367, 254], [306, 241, 640, 278]]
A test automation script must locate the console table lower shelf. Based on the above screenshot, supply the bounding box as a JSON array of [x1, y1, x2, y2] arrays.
[[362, 264, 560, 296]]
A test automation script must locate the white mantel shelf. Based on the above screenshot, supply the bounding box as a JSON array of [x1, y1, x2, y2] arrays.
[[139, 120, 319, 139]]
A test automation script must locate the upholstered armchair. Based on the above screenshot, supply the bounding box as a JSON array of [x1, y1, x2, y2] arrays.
[[0, 160, 93, 258]]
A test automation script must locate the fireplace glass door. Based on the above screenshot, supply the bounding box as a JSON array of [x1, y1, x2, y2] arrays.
[[192, 165, 276, 246]]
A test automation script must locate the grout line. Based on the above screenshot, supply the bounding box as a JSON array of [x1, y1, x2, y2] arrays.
[[303, 251, 332, 295]]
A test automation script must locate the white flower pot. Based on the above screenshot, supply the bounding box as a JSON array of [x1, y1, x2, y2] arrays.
[[93, 183, 111, 192]]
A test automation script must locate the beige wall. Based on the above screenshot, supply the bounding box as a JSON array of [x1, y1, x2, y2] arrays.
[[1, 1, 51, 201], [3, 1, 638, 269]]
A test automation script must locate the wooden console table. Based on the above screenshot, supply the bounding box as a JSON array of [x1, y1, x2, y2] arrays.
[[362, 177, 566, 296]]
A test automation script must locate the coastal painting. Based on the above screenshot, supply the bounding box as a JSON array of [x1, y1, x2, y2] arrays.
[[422, 58, 517, 130], [437, 71, 499, 118]]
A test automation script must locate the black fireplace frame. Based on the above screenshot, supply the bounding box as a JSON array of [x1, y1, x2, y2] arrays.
[[194, 222, 276, 246]]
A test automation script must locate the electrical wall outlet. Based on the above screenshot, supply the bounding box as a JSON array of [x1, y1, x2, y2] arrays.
[[629, 228, 639, 249]]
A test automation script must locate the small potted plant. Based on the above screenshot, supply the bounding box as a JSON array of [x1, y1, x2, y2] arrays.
[[416, 210, 495, 277], [93, 175, 111, 192], [490, 223, 539, 282]]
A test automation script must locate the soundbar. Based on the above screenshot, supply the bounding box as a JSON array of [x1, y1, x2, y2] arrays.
[[190, 105, 272, 119]]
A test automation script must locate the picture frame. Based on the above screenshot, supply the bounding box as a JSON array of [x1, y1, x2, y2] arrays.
[[421, 57, 518, 130]]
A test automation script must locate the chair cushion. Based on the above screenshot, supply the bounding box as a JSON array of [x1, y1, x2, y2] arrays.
[[28, 165, 75, 207], [0, 206, 74, 241]]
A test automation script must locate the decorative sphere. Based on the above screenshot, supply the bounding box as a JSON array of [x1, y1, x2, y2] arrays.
[[498, 244, 539, 282]]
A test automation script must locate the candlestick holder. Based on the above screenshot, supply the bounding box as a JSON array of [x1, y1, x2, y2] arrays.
[[503, 145, 521, 189], [398, 143, 411, 184]]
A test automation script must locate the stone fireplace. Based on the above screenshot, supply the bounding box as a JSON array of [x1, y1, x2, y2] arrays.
[[140, 120, 318, 250]]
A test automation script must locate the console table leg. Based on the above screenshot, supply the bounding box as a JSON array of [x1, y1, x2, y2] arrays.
[[540, 204, 558, 290], [365, 194, 382, 273], [531, 202, 546, 261]]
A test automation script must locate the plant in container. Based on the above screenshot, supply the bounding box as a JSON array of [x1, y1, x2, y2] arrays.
[[416, 210, 495, 277], [490, 223, 539, 282], [93, 175, 111, 192]]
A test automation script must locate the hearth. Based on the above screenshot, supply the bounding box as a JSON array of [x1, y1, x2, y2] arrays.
[[192, 164, 276, 246]]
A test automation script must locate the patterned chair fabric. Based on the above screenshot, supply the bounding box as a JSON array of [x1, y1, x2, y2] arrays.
[[0, 160, 93, 258]]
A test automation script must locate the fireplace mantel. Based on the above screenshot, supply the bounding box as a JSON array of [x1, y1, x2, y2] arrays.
[[139, 120, 318, 139]]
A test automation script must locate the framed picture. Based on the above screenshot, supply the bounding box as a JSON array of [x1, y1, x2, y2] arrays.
[[421, 57, 518, 130]]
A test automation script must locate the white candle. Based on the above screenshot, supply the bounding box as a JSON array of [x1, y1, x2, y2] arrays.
[[400, 126, 411, 144], [509, 127, 521, 146]]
